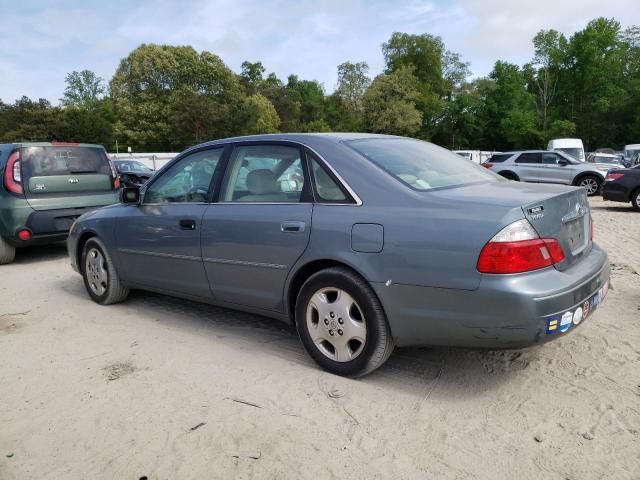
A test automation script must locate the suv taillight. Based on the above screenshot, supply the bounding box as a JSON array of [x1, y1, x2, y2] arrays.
[[482, 163, 494, 169], [107, 157, 120, 189], [477, 219, 565, 274], [605, 172, 624, 181], [3, 151, 23, 195]]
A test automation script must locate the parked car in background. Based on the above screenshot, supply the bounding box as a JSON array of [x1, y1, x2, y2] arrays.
[[548, 138, 585, 162], [602, 164, 640, 211], [624, 144, 640, 166], [114, 160, 155, 187], [453, 150, 500, 164], [483, 150, 608, 195], [68, 133, 609, 377], [0, 142, 120, 265], [586, 152, 625, 169]]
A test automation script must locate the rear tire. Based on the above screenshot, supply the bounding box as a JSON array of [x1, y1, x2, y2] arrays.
[[295, 267, 394, 377], [0, 237, 16, 265], [577, 175, 601, 196], [632, 189, 640, 212], [81, 238, 129, 305]]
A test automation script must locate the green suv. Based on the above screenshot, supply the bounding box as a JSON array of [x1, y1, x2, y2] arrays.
[[0, 142, 120, 264]]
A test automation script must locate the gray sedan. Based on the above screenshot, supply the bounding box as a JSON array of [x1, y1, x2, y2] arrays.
[[483, 150, 612, 195], [68, 134, 610, 377]]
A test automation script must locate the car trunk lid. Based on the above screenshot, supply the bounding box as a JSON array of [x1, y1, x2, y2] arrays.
[[520, 187, 590, 271]]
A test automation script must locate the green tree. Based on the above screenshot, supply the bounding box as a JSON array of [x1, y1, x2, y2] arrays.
[[362, 67, 422, 136], [110, 44, 242, 151], [61, 70, 106, 109], [0, 97, 65, 142], [237, 93, 280, 135]]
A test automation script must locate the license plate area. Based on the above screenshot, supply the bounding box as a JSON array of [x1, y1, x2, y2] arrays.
[[566, 217, 588, 255]]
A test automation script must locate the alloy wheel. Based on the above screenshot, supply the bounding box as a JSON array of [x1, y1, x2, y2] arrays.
[[580, 177, 599, 195]]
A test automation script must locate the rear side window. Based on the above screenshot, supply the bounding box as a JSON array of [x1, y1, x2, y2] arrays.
[[515, 153, 542, 164], [308, 154, 350, 203], [21, 146, 111, 178], [487, 154, 511, 163]]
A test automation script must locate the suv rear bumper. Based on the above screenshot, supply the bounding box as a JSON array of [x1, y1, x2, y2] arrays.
[[4, 206, 103, 246]]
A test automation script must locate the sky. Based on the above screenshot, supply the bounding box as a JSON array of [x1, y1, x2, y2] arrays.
[[1, 0, 638, 104]]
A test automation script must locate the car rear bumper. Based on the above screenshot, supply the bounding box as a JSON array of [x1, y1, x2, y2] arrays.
[[372, 243, 610, 348]]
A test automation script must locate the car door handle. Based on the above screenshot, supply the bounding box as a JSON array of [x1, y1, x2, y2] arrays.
[[179, 219, 197, 230], [281, 221, 305, 233]]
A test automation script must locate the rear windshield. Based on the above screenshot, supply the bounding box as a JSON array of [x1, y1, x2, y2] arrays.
[[590, 155, 621, 164], [487, 154, 511, 163], [346, 138, 499, 191], [21, 146, 111, 178]]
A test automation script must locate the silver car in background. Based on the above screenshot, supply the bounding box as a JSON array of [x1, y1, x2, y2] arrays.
[[483, 150, 610, 195]]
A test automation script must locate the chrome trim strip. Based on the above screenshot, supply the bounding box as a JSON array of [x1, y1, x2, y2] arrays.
[[117, 248, 201, 262], [202, 257, 287, 270]]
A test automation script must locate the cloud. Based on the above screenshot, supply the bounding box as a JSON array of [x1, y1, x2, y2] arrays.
[[1, 0, 638, 103]]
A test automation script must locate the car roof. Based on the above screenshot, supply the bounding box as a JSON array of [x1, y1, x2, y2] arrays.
[[0, 142, 104, 148]]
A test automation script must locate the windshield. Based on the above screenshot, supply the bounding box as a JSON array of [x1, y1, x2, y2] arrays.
[[626, 149, 640, 159], [346, 138, 499, 191], [556, 148, 583, 160]]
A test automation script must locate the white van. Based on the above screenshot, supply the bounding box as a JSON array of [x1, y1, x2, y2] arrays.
[[624, 144, 640, 165], [547, 138, 585, 162]]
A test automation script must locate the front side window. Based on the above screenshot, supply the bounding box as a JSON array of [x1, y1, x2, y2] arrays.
[[542, 153, 560, 165], [346, 138, 498, 191], [144, 148, 222, 203], [221, 145, 305, 203]]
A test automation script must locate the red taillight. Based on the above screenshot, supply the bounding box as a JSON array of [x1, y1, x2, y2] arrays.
[[17, 229, 31, 241], [482, 163, 494, 169], [3, 151, 23, 195], [107, 157, 120, 190], [605, 173, 624, 181], [477, 238, 565, 274]]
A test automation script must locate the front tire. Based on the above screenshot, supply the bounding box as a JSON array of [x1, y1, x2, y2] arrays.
[[632, 189, 640, 212], [81, 238, 129, 305], [0, 237, 16, 265], [295, 267, 394, 377], [578, 175, 601, 196]]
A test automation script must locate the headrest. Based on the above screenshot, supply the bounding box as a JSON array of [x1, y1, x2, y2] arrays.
[[246, 169, 279, 195]]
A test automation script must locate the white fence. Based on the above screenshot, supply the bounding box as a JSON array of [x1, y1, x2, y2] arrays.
[[108, 152, 178, 171]]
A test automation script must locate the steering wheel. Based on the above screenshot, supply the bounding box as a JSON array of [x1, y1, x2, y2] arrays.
[[187, 186, 209, 202]]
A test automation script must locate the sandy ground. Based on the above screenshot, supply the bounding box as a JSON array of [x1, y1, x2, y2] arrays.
[[0, 196, 639, 480]]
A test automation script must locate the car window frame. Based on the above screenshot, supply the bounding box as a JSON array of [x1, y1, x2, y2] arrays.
[[212, 141, 313, 205], [542, 152, 561, 165], [141, 145, 229, 205]]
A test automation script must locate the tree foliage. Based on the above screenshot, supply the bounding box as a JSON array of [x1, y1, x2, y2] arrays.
[[1, 19, 640, 152]]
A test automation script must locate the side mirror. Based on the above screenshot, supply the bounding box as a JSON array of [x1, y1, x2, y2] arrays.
[[558, 158, 569, 166], [121, 186, 141, 204]]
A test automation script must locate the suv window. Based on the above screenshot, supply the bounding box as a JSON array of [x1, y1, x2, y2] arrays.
[[221, 145, 305, 203], [487, 154, 511, 163], [515, 153, 542, 164], [542, 153, 560, 165], [144, 148, 222, 203]]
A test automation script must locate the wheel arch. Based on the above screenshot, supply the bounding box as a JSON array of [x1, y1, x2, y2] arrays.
[[498, 170, 519, 181], [572, 171, 604, 186], [285, 258, 372, 324]]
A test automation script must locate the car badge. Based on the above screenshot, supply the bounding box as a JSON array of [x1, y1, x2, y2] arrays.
[[68, 177, 79, 184], [34, 184, 47, 191], [527, 205, 544, 219]]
